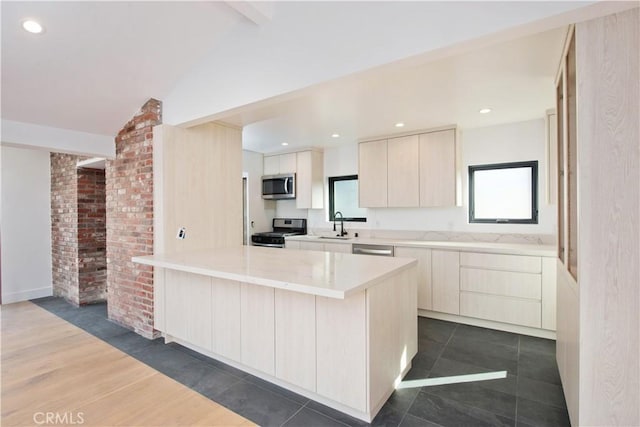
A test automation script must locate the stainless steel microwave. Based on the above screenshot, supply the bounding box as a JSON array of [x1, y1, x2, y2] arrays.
[[262, 173, 296, 200]]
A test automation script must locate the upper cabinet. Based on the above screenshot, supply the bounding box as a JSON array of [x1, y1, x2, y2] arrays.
[[264, 153, 297, 175], [419, 129, 457, 207], [387, 135, 420, 207], [359, 128, 459, 208], [295, 150, 324, 209], [264, 150, 323, 209], [358, 139, 388, 207]]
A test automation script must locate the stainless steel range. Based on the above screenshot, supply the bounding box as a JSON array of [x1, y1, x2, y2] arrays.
[[251, 218, 307, 248]]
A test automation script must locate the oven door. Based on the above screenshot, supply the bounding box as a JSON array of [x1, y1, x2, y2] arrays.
[[251, 234, 285, 248], [262, 174, 295, 200]]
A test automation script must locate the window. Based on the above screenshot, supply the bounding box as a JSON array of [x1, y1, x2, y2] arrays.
[[328, 175, 366, 222], [469, 161, 538, 224]]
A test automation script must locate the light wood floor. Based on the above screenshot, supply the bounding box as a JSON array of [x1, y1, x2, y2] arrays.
[[1, 301, 255, 426]]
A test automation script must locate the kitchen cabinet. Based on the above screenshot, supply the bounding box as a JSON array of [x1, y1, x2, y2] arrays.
[[431, 250, 460, 315], [316, 292, 367, 412], [295, 150, 324, 209], [165, 269, 212, 351], [322, 242, 352, 253], [264, 150, 323, 209], [241, 283, 275, 375], [211, 277, 241, 360], [291, 239, 351, 253], [459, 252, 548, 329], [387, 135, 419, 207], [394, 246, 432, 310], [358, 139, 388, 208], [358, 127, 458, 209], [264, 153, 297, 175], [419, 129, 457, 207], [275, 289, 316, 391]]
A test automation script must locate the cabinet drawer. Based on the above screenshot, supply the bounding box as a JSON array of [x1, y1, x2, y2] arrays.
[[460, 252, 541, 273], [460, 292, 541, 328], [460, 267, 541, 300]]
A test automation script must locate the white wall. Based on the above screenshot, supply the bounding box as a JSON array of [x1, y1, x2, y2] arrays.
[[243, 150, 275, 233], [308, 118, 556, 235], [1, 145, 53, 303], [2, 119, 115, 158]]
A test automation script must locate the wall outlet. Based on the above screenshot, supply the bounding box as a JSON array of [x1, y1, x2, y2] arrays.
[[176, 227, 186, 240]]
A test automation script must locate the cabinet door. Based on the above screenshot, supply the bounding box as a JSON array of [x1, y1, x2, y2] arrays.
[[395, 247, 432, 310], [323, 242, 352, 253], [358, 140, 388, 207], [285, 240, 301, 250], [431, 250, 460, 314], [419, 130, 456, 207], [264, 155, 279, 175], [279, 153, 297, 173], [165, 270, 213, 351], [212, 277, 241, 360], [296, 151, 324, 209], [275, 289, 316, 391], [299, 241, 324, 251], [316, 293, 367, 411], [241, 283, 275, 375], [387, 135, 420, 207]]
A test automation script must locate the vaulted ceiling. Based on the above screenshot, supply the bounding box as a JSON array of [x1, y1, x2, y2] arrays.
[[2, 1, 618, 153]]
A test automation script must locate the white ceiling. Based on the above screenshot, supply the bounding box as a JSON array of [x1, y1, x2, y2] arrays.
[[1, 0, 626, 152], [230, 27, 568, 153], [0, 1, 243, 135]]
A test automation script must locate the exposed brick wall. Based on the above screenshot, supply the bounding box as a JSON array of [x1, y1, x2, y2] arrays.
[[106, 98, 161, 338], [50, 156, 107, 305], [77, 168, 107, 304], [51, 154, 79, 303]]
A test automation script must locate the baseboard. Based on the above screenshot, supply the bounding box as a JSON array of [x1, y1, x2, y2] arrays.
[[2, 287, 52, 304], [419, 309, 557, 340]]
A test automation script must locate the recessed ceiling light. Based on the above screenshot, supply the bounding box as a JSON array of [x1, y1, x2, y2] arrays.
[[479, 108, 492, 114], [395, 122, 405, 128], [281, 142, 289, 146], [22, 19, 44, 34], [331, 133, 340, 138]]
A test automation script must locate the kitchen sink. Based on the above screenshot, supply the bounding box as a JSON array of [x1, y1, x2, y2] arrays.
[[318, 236, 351, 240]]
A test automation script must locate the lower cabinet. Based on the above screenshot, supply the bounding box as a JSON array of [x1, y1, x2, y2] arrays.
[[287, 239, 352, 253], [165, 269, 213, 351], [431, 250, 460, 315], [394, 246, 432, 310], [394, 245, 557, 332], [459, 252, 549, 329], [316, 293, 367, 412], [274, 289, 316, 391], [211, 277, 241, 360], [240, 283, 275, 375]]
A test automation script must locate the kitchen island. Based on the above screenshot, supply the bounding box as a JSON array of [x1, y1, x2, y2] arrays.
[[133, 246, 418, 422]]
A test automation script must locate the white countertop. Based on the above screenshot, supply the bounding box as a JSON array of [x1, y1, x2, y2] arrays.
[[133, 246, 416, 299], [286, 235, 556, 257]]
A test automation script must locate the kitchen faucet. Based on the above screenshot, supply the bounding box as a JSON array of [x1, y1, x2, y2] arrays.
[[333, 211, 347, 237]]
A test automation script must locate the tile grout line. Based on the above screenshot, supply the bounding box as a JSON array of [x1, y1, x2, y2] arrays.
[[278, 401, 307, 427], [399, 322, 459, 427]]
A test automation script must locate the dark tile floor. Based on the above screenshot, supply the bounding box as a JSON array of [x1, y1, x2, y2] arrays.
[[31, 297, 571, 427]]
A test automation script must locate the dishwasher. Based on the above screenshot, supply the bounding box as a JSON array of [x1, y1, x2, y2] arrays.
[[351, 243, 394, 257]]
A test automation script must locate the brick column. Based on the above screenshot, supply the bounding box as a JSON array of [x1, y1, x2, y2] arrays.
[[106, 98, 161, 338], [51, 154, 79, 303], [50, 156, 107, 305]]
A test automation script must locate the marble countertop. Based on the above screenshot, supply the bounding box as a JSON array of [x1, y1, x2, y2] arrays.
[[286, 235, 556, 257], [133, 246, 416, 299]]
